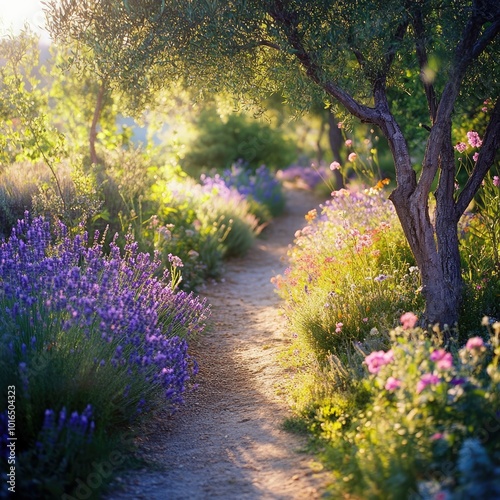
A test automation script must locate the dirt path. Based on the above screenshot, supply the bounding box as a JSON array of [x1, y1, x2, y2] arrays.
[[107, 187, 334, 500]]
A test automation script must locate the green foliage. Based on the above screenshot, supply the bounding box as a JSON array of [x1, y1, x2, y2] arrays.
[[180, 108, 296, 175], [314, 323, 500, 499], [273, 186, 422, 359], [459, 170, 500, 337]]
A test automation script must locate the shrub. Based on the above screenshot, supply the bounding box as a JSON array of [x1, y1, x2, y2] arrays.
[[0, 214, 210, 495], [221, 162, 286, 218], [199, 174, 261, 257], [312, 318, 500, 499], [180, 108, 296, 175], [0, 161, 101, 239], [277, 163, 332, 191], [273, 186, 421, 359]]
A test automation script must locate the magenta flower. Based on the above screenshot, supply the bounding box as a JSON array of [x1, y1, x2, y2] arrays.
[[400, 312, 418, 329], [465, 336, 484, 350], [330, 161, 341, 171], [454, 142, 467, 153], [430, 348, 453, 370], [416, 373, 440, 394], [493, 176, 500, 187], [364, 349, 394, 374], [430, 432, 444, 441], [348, 152, 357, 162], [473, 152, 479, 162], [467, 131, 483, 148], [385, 376, 401, 391]]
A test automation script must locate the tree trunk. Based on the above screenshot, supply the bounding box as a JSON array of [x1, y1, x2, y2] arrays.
[[384, 116, 463, 329], [89, 82, 106, 165]]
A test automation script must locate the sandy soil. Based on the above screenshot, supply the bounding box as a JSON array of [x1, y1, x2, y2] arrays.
[[106, 186, 334, 500]]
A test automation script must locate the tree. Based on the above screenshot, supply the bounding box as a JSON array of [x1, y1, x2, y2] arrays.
[[45, 0, 500, 329]]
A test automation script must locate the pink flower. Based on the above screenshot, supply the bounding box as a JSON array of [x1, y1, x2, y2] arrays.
[[167, 253, 183, 267], [348, 152, 357, 162], [416, 373, 440, 394], [493, 176, 500, 187], [337, 122, 344, 129], [385, 376, 401, 391], [335, 322, 343, 333], [345, 139, 353, 147], [430, 432, 444, 441], [473, 152, 479, 162], [482, 106, 488, 112], [364, 349, 394, 374], [330, 161, 341, 171], [465, 336, 484, 350], [454, 142, 467, 153], [400, 312, 418, 329], [467, 131, 483, 148], [430, 349, 453, 370]]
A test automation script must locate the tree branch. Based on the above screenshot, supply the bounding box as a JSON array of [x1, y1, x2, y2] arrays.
[[455, 98, 500, 218], [411, 7, 438, 124], [414, 3, 498, 204], [267, 1, 379, 124]]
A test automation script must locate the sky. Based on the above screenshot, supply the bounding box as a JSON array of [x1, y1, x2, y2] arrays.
[[0, 0, 54, 44]]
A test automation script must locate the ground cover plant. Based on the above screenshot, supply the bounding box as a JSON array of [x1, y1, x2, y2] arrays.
[[0, 214, 210, 497]]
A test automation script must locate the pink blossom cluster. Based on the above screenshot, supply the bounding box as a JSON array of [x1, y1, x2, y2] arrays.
[[467, 131, 483, 148], [430, 348, 453, 370], [364, 349, 394, 374], [454, 142, 467, 153], [400, 312, 418, 329], [416, 373, 440, 394], [465, 336, 484, 350]]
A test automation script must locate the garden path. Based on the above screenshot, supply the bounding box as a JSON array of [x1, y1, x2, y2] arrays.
[[106, 186, 334, 500]]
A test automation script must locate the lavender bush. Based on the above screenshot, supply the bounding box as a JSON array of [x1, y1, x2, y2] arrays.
[[0, 214, 210, 494], [221, 162, 286, 217]]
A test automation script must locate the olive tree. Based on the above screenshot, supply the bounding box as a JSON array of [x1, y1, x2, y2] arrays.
[[46, 0, 500, 329]]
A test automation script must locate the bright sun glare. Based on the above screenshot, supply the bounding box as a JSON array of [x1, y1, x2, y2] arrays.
[[0, 0, 53, 44]]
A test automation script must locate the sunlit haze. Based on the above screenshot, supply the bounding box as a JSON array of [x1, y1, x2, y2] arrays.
[[0, 0, 54, 44]]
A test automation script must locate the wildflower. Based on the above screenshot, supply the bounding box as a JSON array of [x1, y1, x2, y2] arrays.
[[466, 131, 483, 148], [305, 209, 317, 221], [168, 253, 184, 268], [493, 176, 500, 187], [385, 376, 401, 391], [330, 161, 341, 171], [348, 152, 357, 162], [465, 336, 484, 350], [430, 433, 444, 441], [430, 348, 453, 370], [454, 142, 467, 153], [345, 139, 353, 147], [158, 227, 172, 241], [374, 274, 389, 282], [416, 373, 440, 394], [364, 349, 394, 374], [400, 312, 418, 329], [335, 322, 343, 333], [473, 152, 479, 162], [337, 122, 343, 129], [188, 249, 199, 259]]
